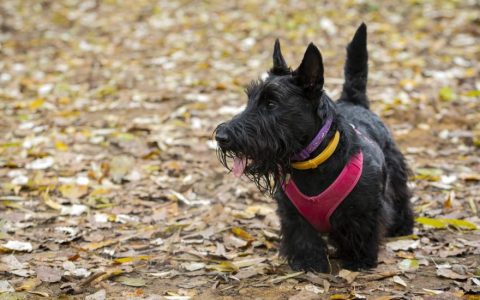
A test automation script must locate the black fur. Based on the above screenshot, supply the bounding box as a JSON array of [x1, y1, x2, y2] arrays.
[[340, 23, 369, 109], [215, 23, 414, 272]]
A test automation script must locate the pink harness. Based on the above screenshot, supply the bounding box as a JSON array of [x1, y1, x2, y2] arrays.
[[282, 151, 363, 233]]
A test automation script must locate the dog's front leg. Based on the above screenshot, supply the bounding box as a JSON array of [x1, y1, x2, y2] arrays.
[[276, 193, 329, 273]]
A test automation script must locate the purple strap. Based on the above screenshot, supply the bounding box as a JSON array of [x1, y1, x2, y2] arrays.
[[292, 118, 333, 161]]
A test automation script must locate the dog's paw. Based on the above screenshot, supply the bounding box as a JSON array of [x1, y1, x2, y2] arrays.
[[387, 224, 413, 237], [288, 256, 329, 273], [342, 260, 377, 271]]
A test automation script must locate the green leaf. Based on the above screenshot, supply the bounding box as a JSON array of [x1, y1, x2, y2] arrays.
[[415, 217, 446, 228], [415, 168, 443, 181], [439, 87, 454, 101], [398, 259, 419, 271], [442, 219, 477, 230], [206, 261, 239, 272], [464, 90, 480, 97], [416, 217, 477, 230]]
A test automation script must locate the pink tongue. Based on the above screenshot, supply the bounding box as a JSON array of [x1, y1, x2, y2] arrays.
[[232, 157, 247, 178]]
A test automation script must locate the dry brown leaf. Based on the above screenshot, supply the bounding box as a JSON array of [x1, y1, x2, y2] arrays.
[[436, 268, 469, 280], [338, 269, 359, 284], [59, 184, 89, 199], [36, 266, 62, 283], [16, 277, 42, 291]]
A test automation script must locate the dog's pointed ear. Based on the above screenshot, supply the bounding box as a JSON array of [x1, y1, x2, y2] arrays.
[[269, 39, 290, 76], [294, 43, 324, 98]]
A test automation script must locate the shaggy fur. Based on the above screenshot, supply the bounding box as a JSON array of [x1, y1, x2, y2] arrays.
[[215, 23, 414, 272]]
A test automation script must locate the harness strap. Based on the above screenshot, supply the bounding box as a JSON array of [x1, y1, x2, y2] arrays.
[[282, 151, 363, 232]]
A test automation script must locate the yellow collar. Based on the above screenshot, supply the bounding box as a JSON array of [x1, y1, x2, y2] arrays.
[[291, 131, 340, 170]]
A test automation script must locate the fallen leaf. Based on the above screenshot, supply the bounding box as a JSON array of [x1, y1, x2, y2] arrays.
[[10, 269, 35, 277], [398, 259, 419, 272], [416, 217, 445, 228], [416, 217, 477, 230], [177, 278, 209, 289], [460, 173, 480, 181], [91, 267, 125, 284], [438, 247, 467, 258], [234, 266, 264, 279], [164, 294, 191, 300], [270, 271, 304, 284], [26, 157, 54, 170], [114, 276, 146, 287], [338, 269, 359, 284], [54, 140, 69, 151], [58, 184, 89, 200], [460, 278, 480, 294], [223, 234, 248, 248], [245, 205, 274, 216], [436, 268, 469, 280], [1, 241, 33, 252], [85, 289, 106, 300], [0, 280, 14, 293], [415, 168, 443, 181], [36, 266, 63, 283], [304, 284, 324, 294], [422, 288, 444, 295], [330, 294, 351, 300], [386, 239, 420, 251], [113, 255, 151, 264], [233, 257, 266, 269], [29, 291, 51, 297], [442, 219, 477, 230], [439, 86, 454, 101], [206, 261, 238, 273], [181, 262, 205, 272], [110, 156, 135, 183], [60, 204, 88, 216], [16, 277, 42, 291], [29, 98, 45, 110], [1, 255, 26, 270], [82, 239, 117, 251], [392, 275, 408, 287], [63, 261, 91, 278], [43, 193, 62, 210], [231, 227, 254, 241], [288, 289, 318, 300]]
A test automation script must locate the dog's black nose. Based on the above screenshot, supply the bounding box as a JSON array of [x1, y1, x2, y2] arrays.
[[215, 131, 230, 145]]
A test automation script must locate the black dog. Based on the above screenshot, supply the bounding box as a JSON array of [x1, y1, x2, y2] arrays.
[[215, 23, 413, 272]]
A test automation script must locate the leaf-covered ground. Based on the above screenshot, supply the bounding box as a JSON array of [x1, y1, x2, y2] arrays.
[[0, 1, 479, 299]]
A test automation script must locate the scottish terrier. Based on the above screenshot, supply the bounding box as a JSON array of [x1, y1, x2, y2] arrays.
[[215, 23, 414, 272]]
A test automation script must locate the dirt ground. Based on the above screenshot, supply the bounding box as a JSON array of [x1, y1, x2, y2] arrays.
[[0, 1, 479, 299]]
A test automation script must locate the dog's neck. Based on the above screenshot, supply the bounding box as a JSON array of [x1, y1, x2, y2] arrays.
[[291, 117, 334, 162], [288, 94, 361, 195]]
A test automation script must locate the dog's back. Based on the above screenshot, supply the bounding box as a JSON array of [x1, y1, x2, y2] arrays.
[[336, 23, 414, 237], [336, 23, 396, 151]]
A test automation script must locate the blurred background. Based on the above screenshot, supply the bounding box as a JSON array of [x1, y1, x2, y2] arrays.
[[0, 1, 479, 299]]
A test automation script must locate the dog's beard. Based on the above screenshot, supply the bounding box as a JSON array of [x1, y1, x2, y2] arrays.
[[216, 140, 295, 196], [215, 116, 303, 195]]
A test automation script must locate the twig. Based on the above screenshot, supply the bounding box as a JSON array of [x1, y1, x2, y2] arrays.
[[80, 271, 107, 287], [269, 271, 304, 284], [358, 271, 401, 281]]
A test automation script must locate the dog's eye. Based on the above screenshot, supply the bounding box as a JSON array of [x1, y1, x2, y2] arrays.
[[266, 100, 276, 109]]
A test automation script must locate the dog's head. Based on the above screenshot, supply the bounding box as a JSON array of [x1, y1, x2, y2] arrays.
[[215, 40, 331, 194]]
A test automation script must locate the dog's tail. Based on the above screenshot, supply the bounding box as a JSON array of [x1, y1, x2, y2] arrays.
[[340, 23, 369, 109]]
